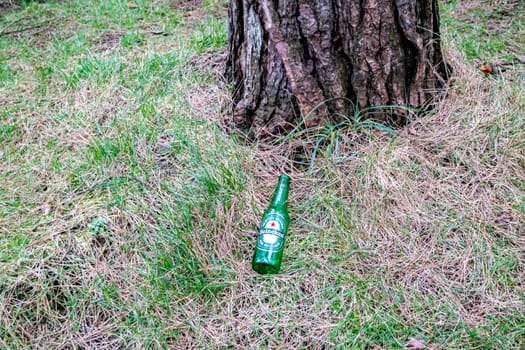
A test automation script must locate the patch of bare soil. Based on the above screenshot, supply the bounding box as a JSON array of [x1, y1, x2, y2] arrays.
[[0, 1, 19, 17], [0, 0, 18, 10], [169, 0, 202, 11], [95, 31, 123, 51], [1, 19, 64, 49], [0, 0, 55, 12], [169, 0, 227, 23], [454, 0, 524, 27], [1, 12, 75, 49], [189, 48, 227, 79], [486, 0, 524, 33]]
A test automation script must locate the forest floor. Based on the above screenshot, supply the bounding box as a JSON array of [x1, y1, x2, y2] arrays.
[[1, 0, 524, 348]]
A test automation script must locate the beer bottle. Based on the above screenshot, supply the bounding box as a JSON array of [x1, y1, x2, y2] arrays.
[[252, 175, 290, 274]]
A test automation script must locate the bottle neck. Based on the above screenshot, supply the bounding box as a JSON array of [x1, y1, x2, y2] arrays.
[[270, 175, 290, 208]]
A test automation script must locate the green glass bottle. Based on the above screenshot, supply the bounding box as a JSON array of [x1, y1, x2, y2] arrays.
[[252, 175, 291, 274]]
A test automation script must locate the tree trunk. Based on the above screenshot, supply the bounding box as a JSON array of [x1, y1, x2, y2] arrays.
[[225, 0, 448, 137]]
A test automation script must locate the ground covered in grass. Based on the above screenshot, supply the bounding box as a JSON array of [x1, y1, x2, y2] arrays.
[[1, 0, 524, 348]]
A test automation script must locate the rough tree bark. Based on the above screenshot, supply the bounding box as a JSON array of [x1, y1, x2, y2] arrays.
[[225, 0, 448, 136]]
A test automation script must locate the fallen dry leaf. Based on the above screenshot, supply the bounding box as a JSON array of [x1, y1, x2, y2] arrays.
[[479, 62, 506, 75], [126, 2, 138, 9], [479, 62, 493, 75], [406, 337, 425, 349]]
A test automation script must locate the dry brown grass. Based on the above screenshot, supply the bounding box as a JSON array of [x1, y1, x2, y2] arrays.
[[186, 32, 525, 350]]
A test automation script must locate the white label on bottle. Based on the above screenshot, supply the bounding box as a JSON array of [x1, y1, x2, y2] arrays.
[[262, 234, 278, 244]]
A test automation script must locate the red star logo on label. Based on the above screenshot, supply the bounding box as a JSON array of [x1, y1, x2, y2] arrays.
[[266, 220, 280, 230]]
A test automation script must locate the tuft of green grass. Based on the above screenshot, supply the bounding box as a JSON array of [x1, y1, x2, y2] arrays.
[[441, 0, 525, 62], [189, 15, 228, 54], [1, 0, 524, 349]]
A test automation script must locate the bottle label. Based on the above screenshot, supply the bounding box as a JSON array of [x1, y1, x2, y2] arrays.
[[256, 212, 286, 252]]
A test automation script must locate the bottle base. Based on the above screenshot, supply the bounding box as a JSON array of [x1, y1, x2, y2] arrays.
[[252, 262, 280, 274]]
